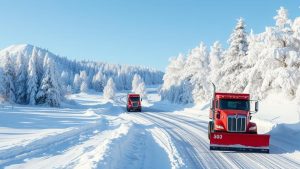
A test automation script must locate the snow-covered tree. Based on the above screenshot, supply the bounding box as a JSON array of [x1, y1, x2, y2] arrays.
[[160, 6, 300, 104], [132, 74, 146, 98], [136, 81, 146, 98], [244, 7, 300, 99], [27, 50, 39, 105], [161, 42, 210, 103], [161, 79, 193, 104], [227, 18, 249, 60], [274, 7, 291, 29], [103, 78, 116, 100], [80, 81, 88, 93], [92, 71, 105, 92], [15, 53, 28, 104], [3, 53, 16, 102], [161, 54, 189, 103], [66, 85, 73, 94], [184, 42, 209, 80], [293, 17, 300, 39], [73, 74, 81, 92], [132, 74, 143, 92], [36, 56, 61, 107], [161, 54, 186, 90], [217, 18, 249, 93], [0, 68, 5, 98], [209, 41, 222, 71], [208, 41, 223, 83], [0, 44, 163, 105], [185, 42, 210, 103], [61, 71, 69, 86]]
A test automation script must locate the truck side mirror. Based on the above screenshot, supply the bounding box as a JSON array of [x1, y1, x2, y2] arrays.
[[210, 100, 213, 110], [255, 101, 259, 112]]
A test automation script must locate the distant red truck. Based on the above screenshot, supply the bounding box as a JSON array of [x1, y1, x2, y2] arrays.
[[126, 93, 142, 112]]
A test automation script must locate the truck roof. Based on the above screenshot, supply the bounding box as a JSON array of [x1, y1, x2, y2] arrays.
[[215, 92, 249, 100], [127, 93, 140, 97]]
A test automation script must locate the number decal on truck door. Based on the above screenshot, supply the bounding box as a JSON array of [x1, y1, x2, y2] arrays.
[[213, 134, 222, 139]]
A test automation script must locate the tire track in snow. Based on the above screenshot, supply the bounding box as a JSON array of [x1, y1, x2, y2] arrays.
[[164, 114, 300, 168], [133, 113, 232, 169], [146, 113, 247, 169], [5, 122, 135, 169], [0, 119, 108, 168], [157, 113, 269, 169], [130, 114, 203, 169], [146, 112, 300, 169], [154, 113, 261, 169]]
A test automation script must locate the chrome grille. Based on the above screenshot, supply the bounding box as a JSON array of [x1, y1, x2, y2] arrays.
[[228, 115, 246, 132], [132, 102, 138, 107]]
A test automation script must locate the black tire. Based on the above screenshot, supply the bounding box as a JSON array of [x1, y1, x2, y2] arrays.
[[250, 132, 257, 134], [208, 121, 213, 140]]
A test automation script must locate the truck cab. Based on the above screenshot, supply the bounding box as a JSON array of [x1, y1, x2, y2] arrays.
[[126, 93, 142, 112], [208, 92, 258, 138]]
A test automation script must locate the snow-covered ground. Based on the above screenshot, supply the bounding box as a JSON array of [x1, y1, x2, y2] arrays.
[[1, 86, 300, 169]]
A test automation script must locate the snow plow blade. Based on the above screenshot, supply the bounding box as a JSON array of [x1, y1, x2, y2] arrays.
[[210, 132, 270, 153]]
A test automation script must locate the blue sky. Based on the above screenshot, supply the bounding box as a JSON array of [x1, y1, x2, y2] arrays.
[[0, 0, 299, 70]]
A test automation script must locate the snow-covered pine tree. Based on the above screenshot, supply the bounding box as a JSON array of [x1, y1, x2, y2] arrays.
[[293, 17, 300, 40], [132, 74, 143, 92], [80, 81, 88, 93], [184, 42, 210, 103], [227, 18, 249, 61], [136, 81, 146, 98], [92, 71, 105, 92], [27, 49, 39, 105], [79, 70, 89, 92], [73, 74, 81, 92], [15, 53, 28, 104], [132, 74, 146, 98], [248, 7, 300, 98], [162, 79, 193, 104], [80, 70, 88, 84], [184, 42, 209, 80], [242, 30, 263, 94], [103, 77, 116, 100], [161, 54, 186, 90], [208, 41, 223, 84], [3, 53, 16, 103], [274, 6, 291, 29], [217, 18, 249, 93], [0, 68, 5, 99], [66, 85, 72, 94], [160, 53, 197, 104], [61, 71, 69, 86], [36, 56, 61, 107]]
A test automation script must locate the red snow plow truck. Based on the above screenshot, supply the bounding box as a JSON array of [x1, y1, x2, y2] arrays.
[[126, 94, 142, 112], [208, 83, 270, 153]]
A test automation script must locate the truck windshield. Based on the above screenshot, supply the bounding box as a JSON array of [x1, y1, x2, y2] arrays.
[[219, 99, 249, 111], [130, 97, 140, 102]]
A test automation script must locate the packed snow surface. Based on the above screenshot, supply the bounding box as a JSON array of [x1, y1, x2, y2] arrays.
[[0, 86, 300, 169]]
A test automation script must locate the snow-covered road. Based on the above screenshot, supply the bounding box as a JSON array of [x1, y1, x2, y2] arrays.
[[124, 111, 300, 169], [1, 88, 300, 169]]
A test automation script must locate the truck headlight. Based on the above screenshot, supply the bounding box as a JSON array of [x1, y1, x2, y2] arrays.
[[249, 126, 257, 130], [216, 125, 224, 129]]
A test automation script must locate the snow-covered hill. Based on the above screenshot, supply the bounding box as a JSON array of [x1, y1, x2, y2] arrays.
[[0, 44, 163, 106]]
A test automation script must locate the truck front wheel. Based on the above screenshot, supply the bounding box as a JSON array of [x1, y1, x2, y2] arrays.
[[208, 121, 214, 140]]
